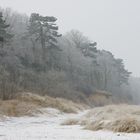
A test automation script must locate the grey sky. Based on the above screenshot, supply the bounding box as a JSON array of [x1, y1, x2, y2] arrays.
[[0, 0, 140, 76]]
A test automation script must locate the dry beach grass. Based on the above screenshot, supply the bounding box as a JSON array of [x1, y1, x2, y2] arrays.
[[0, 92, 86, 117], [63, 104, 140, 133]]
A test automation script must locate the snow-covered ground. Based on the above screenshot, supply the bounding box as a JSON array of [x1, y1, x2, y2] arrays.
[[0, 108, 140, 140]]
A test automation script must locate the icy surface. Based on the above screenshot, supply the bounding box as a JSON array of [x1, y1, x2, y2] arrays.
[[0, 108, 140, 140]]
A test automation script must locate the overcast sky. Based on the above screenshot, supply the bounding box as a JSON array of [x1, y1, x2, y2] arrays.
[[0, 0, 140, 76]]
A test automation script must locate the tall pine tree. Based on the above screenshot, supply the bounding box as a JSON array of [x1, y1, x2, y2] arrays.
[[28, 13, 62, 70], [0, 12, 13, 48]]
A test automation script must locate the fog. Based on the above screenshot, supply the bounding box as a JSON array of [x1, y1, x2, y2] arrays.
[[1, 0, 140, 76], [0, 0, 140, 104], [1, 2, 140, 139]]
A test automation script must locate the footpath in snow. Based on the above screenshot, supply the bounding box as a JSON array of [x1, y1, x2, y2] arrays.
[[0, 108, 140, 140]]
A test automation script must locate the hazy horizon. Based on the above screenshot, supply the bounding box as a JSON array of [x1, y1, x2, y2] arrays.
[[1, 0, 140, 77]]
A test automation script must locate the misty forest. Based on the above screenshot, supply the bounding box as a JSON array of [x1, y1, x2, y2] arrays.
[[0, 6, 140, 140], [0, 8, 135, 102]]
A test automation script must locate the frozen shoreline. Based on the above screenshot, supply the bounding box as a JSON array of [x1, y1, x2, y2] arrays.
[[0, 108, 140, 140]]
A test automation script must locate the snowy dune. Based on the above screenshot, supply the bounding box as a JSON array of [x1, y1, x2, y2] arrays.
[[0, 108, 140, 140]]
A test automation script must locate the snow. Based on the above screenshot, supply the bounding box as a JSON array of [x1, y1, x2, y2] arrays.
[[0, 108, 140, 140]]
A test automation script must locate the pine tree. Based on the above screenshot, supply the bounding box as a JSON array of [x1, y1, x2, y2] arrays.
[[115, 59, 131, 86], [28, 13, 62, 70], [82, 42, 98, 59], [0, 12, 13, 47]]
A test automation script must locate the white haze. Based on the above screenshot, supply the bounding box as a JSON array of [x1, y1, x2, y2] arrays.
[[0, 0, 140, 76]]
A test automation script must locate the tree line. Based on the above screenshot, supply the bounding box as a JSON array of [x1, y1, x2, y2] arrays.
[[0, 8, 132, 102]]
